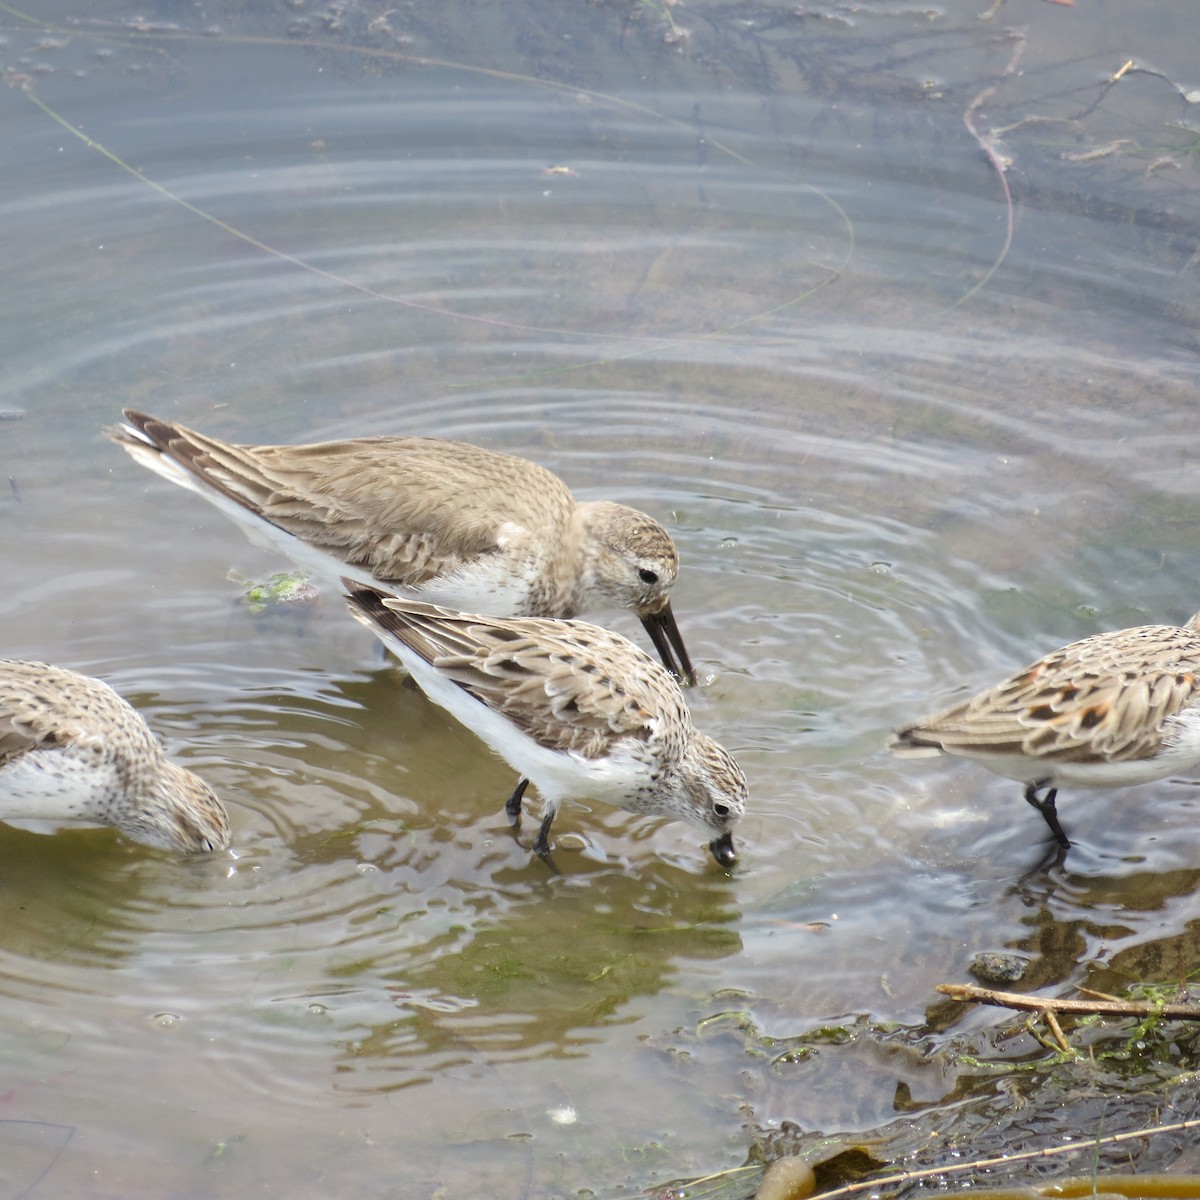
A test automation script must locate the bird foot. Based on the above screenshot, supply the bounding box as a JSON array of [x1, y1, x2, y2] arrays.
[[505, 777, 529, 826], [1023, 782, 1071, 849]]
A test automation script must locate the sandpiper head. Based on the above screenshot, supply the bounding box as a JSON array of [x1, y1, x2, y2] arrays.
[[120, 762, 231, 853], [576, 502, 694, 685], [679, 734, 747, 867]]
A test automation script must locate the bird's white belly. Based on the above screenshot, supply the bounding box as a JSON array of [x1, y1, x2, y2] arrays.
[[397, 646, 647, 808], [987, 756, 1189, 789], [404, 559, 539, 619], [0, 751, 120, 829]]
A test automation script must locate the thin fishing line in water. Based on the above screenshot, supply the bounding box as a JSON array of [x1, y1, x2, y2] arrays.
[[442, 269, 844, 390], [1, 6, 856, 387], [6, 75, 640, 342]]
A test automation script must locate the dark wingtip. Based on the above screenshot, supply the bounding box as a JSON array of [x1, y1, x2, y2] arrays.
[[708, 831, 737, 868], [105, 409, 171, 451], [342, 577, 391, 614], [887, 725, 949, 758], [104, 409, 142, 445], [342, 575, 379, 597]]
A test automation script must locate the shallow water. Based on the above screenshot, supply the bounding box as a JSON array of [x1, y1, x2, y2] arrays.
[[2, 0, 1200, 1196]]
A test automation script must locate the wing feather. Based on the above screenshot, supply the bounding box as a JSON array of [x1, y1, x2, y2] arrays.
[[346, 587, 686, 757], [0, 661, 135, 766], [893, 623, 1200, 764], [108, 411, 573, 587]]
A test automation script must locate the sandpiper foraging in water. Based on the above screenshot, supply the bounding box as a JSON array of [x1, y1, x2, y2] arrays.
[[106, 410, 694, 683], [343, 581, 745, 865], [889, 613, 1200, 848], [0, 660, 230, 852]]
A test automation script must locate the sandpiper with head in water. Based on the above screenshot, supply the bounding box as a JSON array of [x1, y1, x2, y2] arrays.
[[0, 660, 230, 852], [343, 582, 745, 865]]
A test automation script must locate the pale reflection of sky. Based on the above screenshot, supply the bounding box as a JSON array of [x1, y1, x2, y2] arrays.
[[1, 0, 1199, 1194]]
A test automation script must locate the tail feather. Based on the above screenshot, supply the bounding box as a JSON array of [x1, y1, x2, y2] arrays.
[[343, 580, 443, 667], [887, 727, 948, 759], [106, 409, 289, 527], [105, 410, 203, 494]]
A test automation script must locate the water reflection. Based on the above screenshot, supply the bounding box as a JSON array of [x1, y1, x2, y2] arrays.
[[3, 0, 1200, 1193]]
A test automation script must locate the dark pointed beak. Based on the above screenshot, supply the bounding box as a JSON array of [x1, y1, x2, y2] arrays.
[[708, 831, 737, 867], [641, 600, 695, 687]]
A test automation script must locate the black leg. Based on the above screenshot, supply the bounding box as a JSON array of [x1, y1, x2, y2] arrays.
[[506, 777, 529, 826], [533, 808, 556, 859], [1023, 781, 1070, 849]]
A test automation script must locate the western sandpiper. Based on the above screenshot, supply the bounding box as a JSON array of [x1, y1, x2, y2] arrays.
[[0, 660, 230, 852], [890, 613, 1200, 847], [342, 582, 745, 865], [107, 410, 694, 683]]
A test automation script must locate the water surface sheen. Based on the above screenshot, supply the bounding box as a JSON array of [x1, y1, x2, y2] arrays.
[[2, 0, 1200, 1195]]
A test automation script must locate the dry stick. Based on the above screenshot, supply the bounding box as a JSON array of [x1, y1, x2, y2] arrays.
[[1042, 1007, 1070, 1054], [798, 985, 1200, 1196], [813, 1118, 1200, 1200], [938, 982, 1200, 1021]]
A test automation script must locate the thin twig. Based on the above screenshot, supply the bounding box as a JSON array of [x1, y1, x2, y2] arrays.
[[938, 982, 1200, 1021], [1043, 1008, 1070, 1053], [814, 1118, 1200, 1200]]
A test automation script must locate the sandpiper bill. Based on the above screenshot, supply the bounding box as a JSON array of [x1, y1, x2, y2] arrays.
[[107, 410, 694, 683], [0, 660, 230, 852], [343, 582, 745, 865], [890, 613, 1200, 848]]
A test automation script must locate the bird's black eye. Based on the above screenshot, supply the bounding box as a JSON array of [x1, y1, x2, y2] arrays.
[[638, 569, 659, 585], [713, 803, 730, 819]]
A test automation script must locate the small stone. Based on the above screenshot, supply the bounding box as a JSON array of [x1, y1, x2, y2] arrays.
[[969, 952, 1030, 985]]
